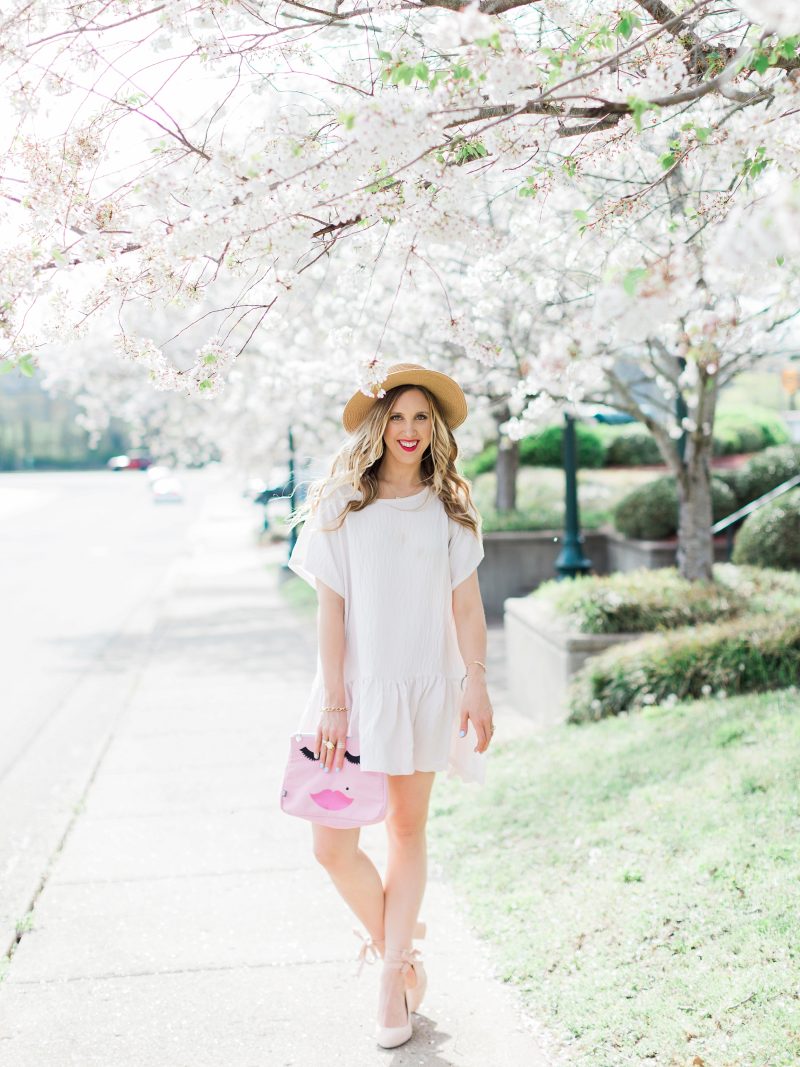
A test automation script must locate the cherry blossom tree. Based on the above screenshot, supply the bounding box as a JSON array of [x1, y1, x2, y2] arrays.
[[2, 0, 799, 578]]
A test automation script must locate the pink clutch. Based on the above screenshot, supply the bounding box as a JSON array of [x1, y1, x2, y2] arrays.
[[280, 732, 388, 829]]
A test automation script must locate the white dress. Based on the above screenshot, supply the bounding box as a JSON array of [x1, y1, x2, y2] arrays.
[[287, 483, 487, 784]]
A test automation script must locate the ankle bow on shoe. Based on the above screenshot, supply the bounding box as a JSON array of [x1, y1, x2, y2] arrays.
[[385, 946, 427, 1014], [353, 928, 384, 976], [384, 946, 422, 978]]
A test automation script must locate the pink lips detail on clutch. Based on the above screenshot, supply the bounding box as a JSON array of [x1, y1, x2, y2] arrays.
[[310, 789, 354, 811]]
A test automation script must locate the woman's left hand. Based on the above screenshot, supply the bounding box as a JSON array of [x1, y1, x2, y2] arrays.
[[459, 678, 494, 754]]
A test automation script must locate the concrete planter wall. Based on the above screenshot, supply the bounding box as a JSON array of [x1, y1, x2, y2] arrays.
[[504, 596, 643, 726], [479, 530, 608, 619], [605, 530, 731, 573], [480, 528, 730, 617]]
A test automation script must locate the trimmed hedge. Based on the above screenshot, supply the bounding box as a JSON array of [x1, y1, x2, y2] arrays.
[[534, 568, 744, 635], [714, 405, 790, 455], [568, 613, 800, 722], [613, 475, 736, 541], [729, 444, 800, 508], [603, 429, 662, 467], [518, 423, 607, 469], [733, 494, 800, 570], [463, 408, 789, 478]]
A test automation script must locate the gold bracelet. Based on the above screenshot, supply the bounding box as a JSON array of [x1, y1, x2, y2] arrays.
[[465, 660, 487, 673], [321, 705, 348, 713]]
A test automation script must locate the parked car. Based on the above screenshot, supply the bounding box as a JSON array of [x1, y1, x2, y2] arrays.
[[107, 451, 153, 471]]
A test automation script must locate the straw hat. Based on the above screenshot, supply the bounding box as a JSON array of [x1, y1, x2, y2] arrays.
[[342, 362, 468, 434]]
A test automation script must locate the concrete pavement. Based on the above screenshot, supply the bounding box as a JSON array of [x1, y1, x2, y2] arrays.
[[0, 479, 565, 1066]]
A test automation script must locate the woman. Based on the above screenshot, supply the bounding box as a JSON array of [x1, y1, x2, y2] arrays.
[[288, 362, 494, 1049]]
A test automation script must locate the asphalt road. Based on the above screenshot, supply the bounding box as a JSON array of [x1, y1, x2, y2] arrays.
[[0, 469, 226, 784], [0, 465, 260, 954]]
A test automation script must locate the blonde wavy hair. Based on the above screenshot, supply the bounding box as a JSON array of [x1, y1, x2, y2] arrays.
[[290, 383, 481, 535]]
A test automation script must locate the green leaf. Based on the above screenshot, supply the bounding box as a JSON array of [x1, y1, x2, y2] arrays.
[[752, 51, 769, 74], [627, 96, 660, 133], [622, 268, 647, 297], [0, 361, 16, 376], [614, 11, 642, 40], [377, 49, 392, 62], [519, 176, 538, 199], [414, 62, 430, 82], [338, 111, 356, 131], [18, 355, 35, 377], [573, 209, 589, 223]]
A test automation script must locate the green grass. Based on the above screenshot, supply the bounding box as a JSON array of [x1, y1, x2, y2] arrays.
[[275, 563, 318, 616], [718, 371, 788, 413], [472, 467, 654, 532], [429, 690, 800, 1066]]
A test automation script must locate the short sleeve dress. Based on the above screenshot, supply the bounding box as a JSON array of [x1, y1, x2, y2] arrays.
[[287, 483, 487, 784]]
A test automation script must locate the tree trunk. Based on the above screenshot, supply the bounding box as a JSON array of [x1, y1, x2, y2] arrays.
[[494, 407, 519, 512], [675, 437, 715, 581]]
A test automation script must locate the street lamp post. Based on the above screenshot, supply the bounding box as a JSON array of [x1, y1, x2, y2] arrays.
[[287, 424, 298, 557], [555, 413, 592, 580]]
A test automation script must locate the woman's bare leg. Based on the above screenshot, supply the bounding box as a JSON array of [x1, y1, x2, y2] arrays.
[[379, 770, 436, 1028], [311, 824, 386, 944]]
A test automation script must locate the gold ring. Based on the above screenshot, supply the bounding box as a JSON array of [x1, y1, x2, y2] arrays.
[[323, 739, 335, 750], [336, 741, 346, 749]]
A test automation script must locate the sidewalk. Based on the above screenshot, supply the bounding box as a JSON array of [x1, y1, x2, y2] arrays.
[[0, 484, 563, 1066]]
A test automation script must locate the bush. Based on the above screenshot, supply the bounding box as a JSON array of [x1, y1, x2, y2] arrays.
[[719, 404, 790, 448], [711, 468, 740, 498], [730, 444, 800, 507], [732, 494, 800, 570], [603, 428, 663, 467], [568, 613, 800, 722], [613, 476, 736, 540], [518, 423, 607, 469], [462, 443, 498, 480], [534, 568, 744, 634]]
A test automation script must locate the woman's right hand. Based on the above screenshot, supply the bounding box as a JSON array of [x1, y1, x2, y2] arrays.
[[314, 708, 348, 772]]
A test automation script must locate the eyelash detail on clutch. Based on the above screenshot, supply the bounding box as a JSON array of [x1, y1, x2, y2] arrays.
[[299, 744, 360, 764]]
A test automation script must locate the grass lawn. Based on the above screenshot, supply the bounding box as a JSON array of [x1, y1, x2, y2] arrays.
[[429, 689, 800, 1066], [472, 466, 656, 531]]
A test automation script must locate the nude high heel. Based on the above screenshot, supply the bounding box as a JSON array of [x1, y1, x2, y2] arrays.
[[404, 947, 427, 1014], [375, 948, 416, 1049]]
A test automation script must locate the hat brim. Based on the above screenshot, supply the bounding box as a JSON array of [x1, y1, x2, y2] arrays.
[[342, 368, 468, 434]]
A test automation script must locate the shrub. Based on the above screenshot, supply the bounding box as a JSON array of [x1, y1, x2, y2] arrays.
[[603, 429, 663, 467], [519, 423, 607, 469], [732, 494, 800, 570], [730, 444, 800, 507], [711, 468, 740, 498], [568, 613, 800, 722], [715, 562, 800, 607], [712, 425, 753, 456], [718, 404, 790, 449], [534, 568, 744, 634], [462, 443, 498, 479], [613, 476, 736, 540]]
